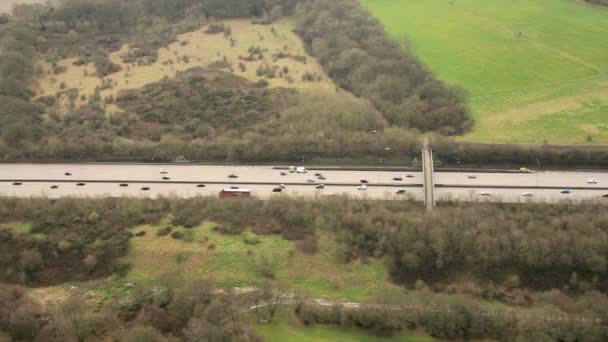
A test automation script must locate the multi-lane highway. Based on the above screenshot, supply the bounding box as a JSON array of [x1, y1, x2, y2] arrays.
[[0, 163, 606, 203]]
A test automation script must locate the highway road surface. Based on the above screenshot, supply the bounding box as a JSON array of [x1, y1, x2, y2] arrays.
[[0, 163, 606, 203]]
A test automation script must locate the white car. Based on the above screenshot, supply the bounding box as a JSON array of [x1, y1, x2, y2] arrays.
[[588, 178, 598, 184], [160, 169, 168, 174], [358, 184, 367, 190], [522, 192, 533, 197], [296, 167, 307, 174], [278, 184, 286, 189], [478, 191, 491, 196]]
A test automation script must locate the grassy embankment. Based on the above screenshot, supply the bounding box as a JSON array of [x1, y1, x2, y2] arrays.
[[366, 0, 608, 145], [121, 221, 402, 301]]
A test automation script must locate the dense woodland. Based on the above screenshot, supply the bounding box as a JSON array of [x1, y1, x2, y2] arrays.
[[2, 196, 608, 340]]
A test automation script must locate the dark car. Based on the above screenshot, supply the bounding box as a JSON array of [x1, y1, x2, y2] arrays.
[[230, 186, 239, 189], [228, 174, 238, 178], [316, 184, 325, 189], [393, 177, 403, 181], [314, 173, 322, 177], [12, 182, 22, 186], [162, 176, 170, 180], [405, 174, 414, 178], [396, 189, 406, 194], [467, 175, 477, 179], [65, 172, 72, 176], [280, 172, 287, 176], [141, 187, 150, 191], [360, 179, 369, 184], [560, 189, 571, 194], [76, 182, 86, 186], [602, 194, 608, 198], [272, 187, 282, 193], [50, 185, 59, 189], [196, 184, 206, 188], [119, 183, 129, 187], [318, 175, 327, 180]]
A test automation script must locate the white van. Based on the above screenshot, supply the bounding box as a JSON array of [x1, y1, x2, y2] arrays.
[[296, 167, 307, 174]]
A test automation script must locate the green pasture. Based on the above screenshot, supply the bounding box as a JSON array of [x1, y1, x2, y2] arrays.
[[365, 0, 608, 144]]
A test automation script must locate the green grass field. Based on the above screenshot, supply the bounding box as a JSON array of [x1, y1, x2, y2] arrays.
[[365, 0, 608, 145], [121, 222, 403, 301], [257, 316, 435, 342]]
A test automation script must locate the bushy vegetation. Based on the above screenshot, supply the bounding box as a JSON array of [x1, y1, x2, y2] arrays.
[[3, 196, 608, 295], [295, 0, 472, 135], [2, 196, 608, 340], [295, 294, 608, 341], [116, 67, 286, 134], [0, 281, 262, 341]]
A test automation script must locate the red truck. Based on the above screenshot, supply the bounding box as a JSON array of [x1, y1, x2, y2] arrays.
[[219, 188, 251, 198]]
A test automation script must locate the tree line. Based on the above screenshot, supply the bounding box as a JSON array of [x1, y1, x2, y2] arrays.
[[295, 0, 472, 135], [432, 138, 608, 168], [295, 294, 608, 341]]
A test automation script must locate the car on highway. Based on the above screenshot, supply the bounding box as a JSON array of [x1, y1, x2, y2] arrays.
[[230, 186, 239, 189], [519, 167, 530, 173], [272, 187, 282, 193], [160, 169, 168, 174], [296, 167, 307, 174], [478, 191, 491, 196], [560, 189, 571, 194], [396, 189, 406, 194], [196, 184, 206, 188], [314, 173, 322, 177], [405, 174, 414, 178], [12, 182, 22, 186], [603, 194, 608, 198], [119, 183, 128, 187], [318, 175, 327, 180], [467, 175, 477, 179], [393, 177, 403, 181], [587, 178, 598, 184], [280, 172, 287, 176], [358, 184, 367, 190], [360, 179, 369, 184], [141, 187, 150, 191], [306, 179, 315, 183], [65, 172, 72, 176], [315, 184, 325, 189], [50, 185, 59, 189], [162, 176, 170, 180], [228, 174, 238, 178], [522, 192, 533, 197], [76, 182, 86, 186], [278, 184, 286, 189]]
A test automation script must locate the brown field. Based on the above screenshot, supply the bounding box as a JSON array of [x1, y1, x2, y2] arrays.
[[36, 19, 334, 109]]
